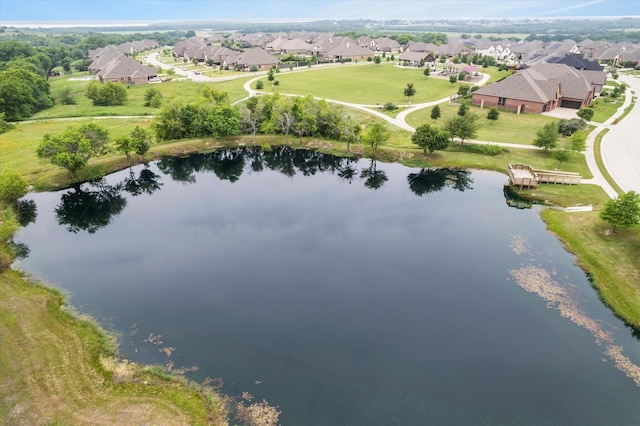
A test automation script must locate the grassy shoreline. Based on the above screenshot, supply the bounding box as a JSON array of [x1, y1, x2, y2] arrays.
[[0, 268, 228, 424], [2, 135, 639, 422]]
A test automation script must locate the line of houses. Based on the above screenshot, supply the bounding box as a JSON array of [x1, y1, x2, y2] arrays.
[[88, 40, 159, 84], [85, 32, 637, 115]]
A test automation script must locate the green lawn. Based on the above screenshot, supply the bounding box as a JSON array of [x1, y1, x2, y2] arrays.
[[590, 97, 624, 123], [255, 63, 468, 105], [0, 118, 153, 188], [32, 77, 251, 120], [405, 102, 558, 145]]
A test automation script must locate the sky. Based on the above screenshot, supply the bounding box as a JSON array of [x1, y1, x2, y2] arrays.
[[1, 0, 639, 24]]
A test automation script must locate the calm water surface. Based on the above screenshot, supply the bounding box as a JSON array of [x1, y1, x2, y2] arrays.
[[15, 148, 640, 425]]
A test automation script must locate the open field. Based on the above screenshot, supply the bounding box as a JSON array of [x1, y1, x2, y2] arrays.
[[254, 62, 472, 104], [33, 75, 251, 120]]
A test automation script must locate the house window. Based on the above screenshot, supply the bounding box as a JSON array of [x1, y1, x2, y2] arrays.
[[498, 97, 506, 106]]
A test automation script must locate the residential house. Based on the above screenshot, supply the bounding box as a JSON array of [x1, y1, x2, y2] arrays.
[[204, 46, 238, 67], [398, 50, 433, 66], [96, 54, 157, 84], [324, 39, 374, 61], [472, 62, 596, 113], [547, 53, 604, 71], [234, 47, 279, 70], [373, 37, 400, 53]]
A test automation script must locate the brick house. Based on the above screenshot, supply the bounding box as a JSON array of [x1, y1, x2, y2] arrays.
[[472, 63, 598, 113]]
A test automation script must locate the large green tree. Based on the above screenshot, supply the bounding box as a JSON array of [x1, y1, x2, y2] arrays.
[[533, 122, 560, 151], [86, 81, 128, 106], [36, 123, 110, 177], [362, 123, 390, 159], [0, 62, 53, 121], [600, 191, 640, 233], [411, 124, 450, 154], [444, 113, 480, 143]]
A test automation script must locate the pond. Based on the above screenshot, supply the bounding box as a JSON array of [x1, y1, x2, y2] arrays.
[[15, 147, 640, 425]]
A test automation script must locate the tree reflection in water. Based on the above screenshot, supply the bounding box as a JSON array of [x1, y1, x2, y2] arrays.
[[55, 181, 127, 234], [53, 148, 473, 234], [407, 168, 473, 196], [360, 159, 388, 190]]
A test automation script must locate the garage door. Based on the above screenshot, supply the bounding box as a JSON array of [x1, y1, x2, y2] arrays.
[[560, 100, 582, 109]]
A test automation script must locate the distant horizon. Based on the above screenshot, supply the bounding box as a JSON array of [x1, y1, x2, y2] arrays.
[[1, 0, 639, 26]]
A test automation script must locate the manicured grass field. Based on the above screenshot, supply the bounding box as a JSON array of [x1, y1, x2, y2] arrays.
[[255, 63, 469, 105], [34, 75, 251, 120], [405, 102, 558, 145], [590, 97, 625, 123]]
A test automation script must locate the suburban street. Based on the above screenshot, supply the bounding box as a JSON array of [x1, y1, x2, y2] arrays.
[[601, 74, 640, 194]]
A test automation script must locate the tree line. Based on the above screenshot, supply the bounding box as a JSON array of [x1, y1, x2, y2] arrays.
[[152, 91, 362, 148]]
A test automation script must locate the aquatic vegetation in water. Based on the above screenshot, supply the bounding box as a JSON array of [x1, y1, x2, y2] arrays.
[[509, 263, 640, 386]]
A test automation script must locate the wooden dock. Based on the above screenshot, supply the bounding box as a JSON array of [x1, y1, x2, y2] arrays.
[[508, 163, 581, 189]]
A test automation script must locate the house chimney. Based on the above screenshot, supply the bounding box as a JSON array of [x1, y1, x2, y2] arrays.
[[347, 42, 350, 48]]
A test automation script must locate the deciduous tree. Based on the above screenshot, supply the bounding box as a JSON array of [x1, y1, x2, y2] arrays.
[[411, 124, 450, 154], [36, 123, 110, 177], [577, 107, 595, 122], [600, 191, 640, 233], [430, 105, 441, 121], [533, 122, 559, 151], [444, 113, 480, 143], [362, 123, 390, 159]]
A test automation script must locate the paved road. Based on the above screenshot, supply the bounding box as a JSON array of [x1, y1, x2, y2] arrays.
[[600, 74, 640, 195]]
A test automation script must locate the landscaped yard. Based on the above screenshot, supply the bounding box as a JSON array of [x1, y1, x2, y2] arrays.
[[589, 97, 625, 122], [254, 62, 470, 105], [405, 102, 558, 145]]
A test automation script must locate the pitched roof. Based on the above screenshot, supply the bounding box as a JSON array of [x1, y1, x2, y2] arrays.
[[474, 71, 559, 103], [474, 63, 594, 104], [235, 47, 278, 66], [326, 39, 374, 58], [547, 53, 604, 71], [98, 55, 157, 80], [529, 63, 593, 100], [398, 51, 429, 62], [89, 46, 122, 72]]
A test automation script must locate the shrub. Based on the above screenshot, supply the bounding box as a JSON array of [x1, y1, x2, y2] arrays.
[[383, 102, 398, 111], [149, 92, 163, 108], [451, 143, 505, 156], [256, 80, 264, 90], [250, 66, 258, 72], [557, 118, 587, 136], [0, 169, 28, 204], [60, 87, 76, 105], [577, 107, 595, 122]]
